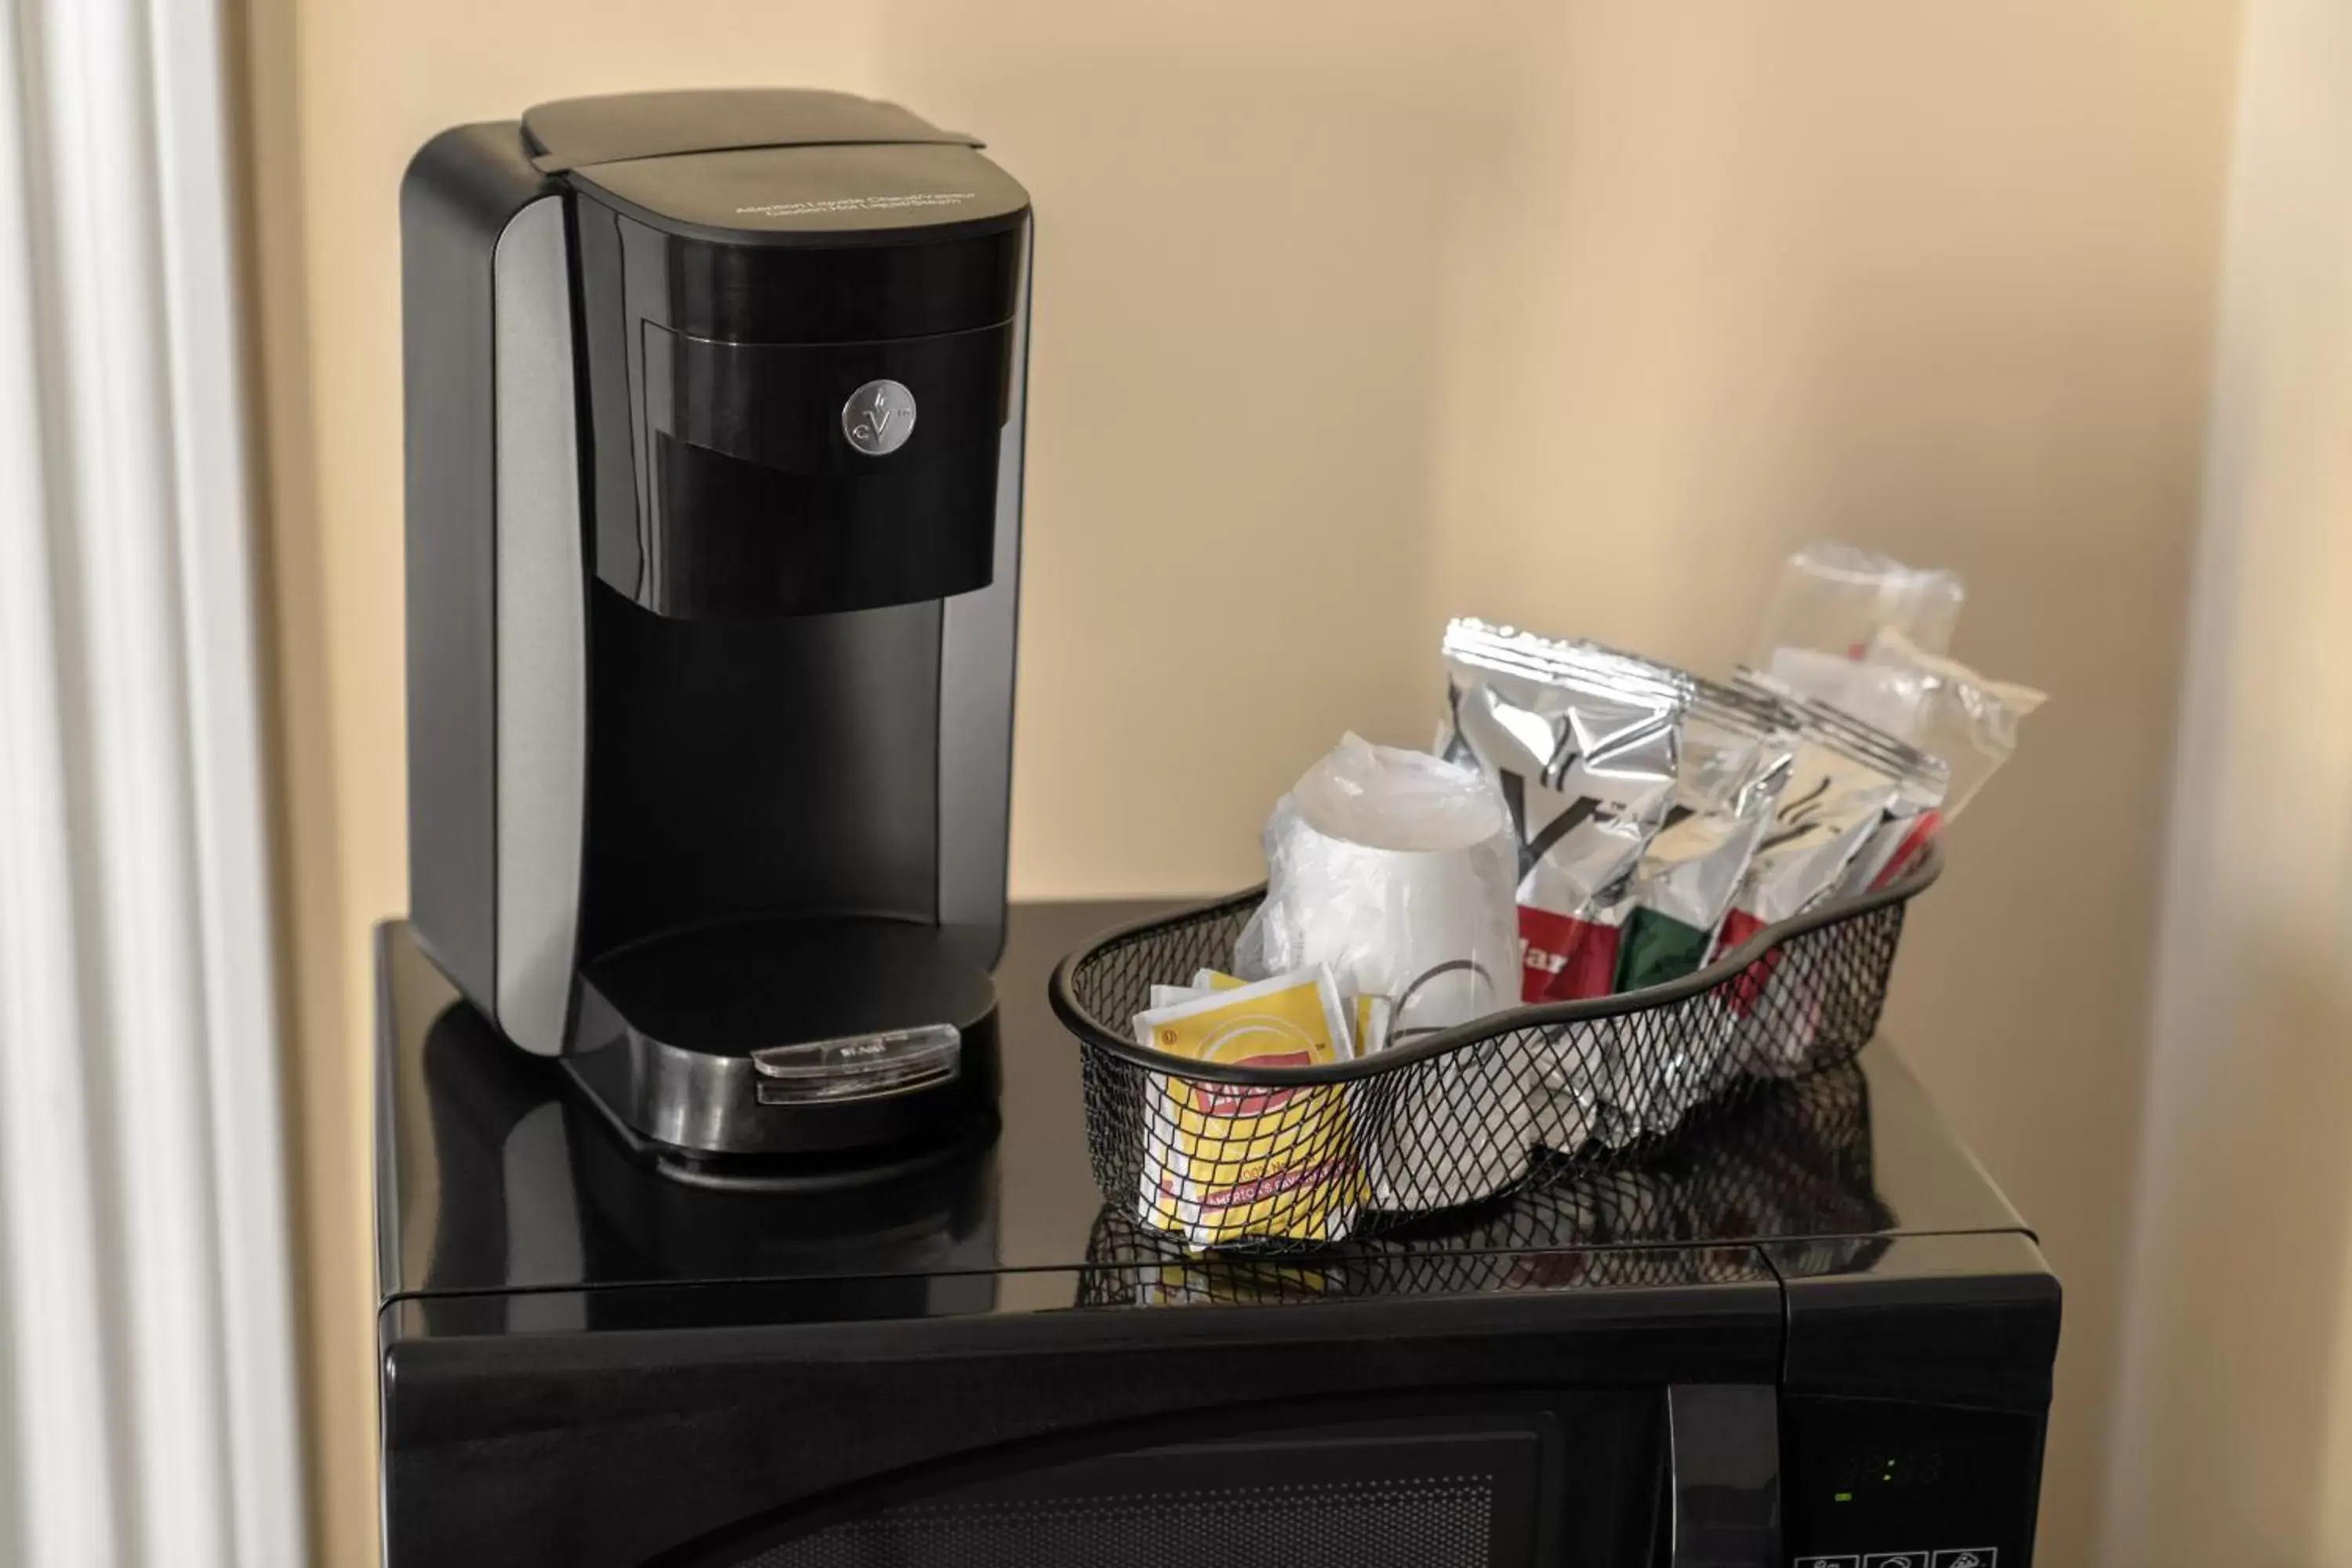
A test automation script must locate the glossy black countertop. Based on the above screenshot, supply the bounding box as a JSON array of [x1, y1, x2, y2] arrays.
[[375, 900, 2034, 1324]]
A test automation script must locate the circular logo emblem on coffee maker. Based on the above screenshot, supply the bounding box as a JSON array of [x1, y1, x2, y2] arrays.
[[842, 379, 917, 456]]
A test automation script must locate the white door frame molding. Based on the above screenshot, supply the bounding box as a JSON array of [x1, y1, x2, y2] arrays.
[[0, 1, 306, 1563]]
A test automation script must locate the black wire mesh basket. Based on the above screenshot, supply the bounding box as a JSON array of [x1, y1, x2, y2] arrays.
[[1049, 848, 1937, 1254], [1075, 1058, 1891, 1306]]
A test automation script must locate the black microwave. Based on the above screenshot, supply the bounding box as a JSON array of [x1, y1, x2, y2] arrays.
[[375, 901, 2058, 1568]]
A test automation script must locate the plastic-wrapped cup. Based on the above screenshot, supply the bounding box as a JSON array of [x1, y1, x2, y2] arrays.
[[1363, 1039, 1540, 1212], [1236, 734, 1527, 1212], [1753, 541, 1964, 666], [1236, 734, 1518, 1033]]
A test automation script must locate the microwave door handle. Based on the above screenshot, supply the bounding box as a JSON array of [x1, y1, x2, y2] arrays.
[[1666, 1384, 1780, 1568]]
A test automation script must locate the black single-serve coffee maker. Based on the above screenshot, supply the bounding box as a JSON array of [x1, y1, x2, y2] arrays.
[[402, 89, 1032, 1167]]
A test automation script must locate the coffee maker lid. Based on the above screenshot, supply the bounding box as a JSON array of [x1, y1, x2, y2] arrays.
[[527, 89, 1028, 247], [523, 88, 981, 173]]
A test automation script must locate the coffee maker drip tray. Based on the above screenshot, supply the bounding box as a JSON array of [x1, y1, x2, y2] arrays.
[[564, 916, 1000, 1163]]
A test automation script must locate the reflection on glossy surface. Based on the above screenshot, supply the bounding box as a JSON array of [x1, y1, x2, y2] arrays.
[[378, 901, 2028, 1317], [378, 922, 1002, 1303]]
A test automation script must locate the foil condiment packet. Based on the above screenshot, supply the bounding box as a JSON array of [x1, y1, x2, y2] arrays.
[[1613, 681, 1798, 992], [1437, 619, 1689, 1004]]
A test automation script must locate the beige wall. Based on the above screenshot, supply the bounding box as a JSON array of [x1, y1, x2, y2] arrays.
[[2103, 0, 2352, 1561], [235, 4, 2241, 1563]]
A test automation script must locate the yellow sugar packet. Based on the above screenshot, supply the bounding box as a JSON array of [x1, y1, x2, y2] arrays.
[[1167, 971, 1387, 1055], [1131, 966, 1364, 1246], [1176, 970, 1388, 1055], [1138, 1254, 1336, 1307]]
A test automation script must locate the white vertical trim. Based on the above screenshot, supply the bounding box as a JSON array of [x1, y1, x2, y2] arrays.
[[0, 0, 307, 1563], [144, 0, 307, 1556], [36, 0, 234, 1560], [0, 6, 124, 1563]]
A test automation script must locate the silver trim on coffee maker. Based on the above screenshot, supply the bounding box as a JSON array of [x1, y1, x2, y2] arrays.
[[562, 1025, 964, 1156], [752, 1024, 962, 1104], [492, 195, 588, 1058]]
